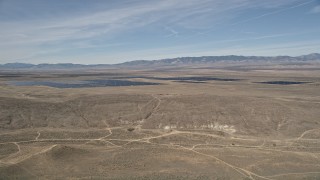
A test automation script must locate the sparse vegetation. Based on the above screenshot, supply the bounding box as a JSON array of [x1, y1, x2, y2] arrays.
[[0, 67, 319, 179]]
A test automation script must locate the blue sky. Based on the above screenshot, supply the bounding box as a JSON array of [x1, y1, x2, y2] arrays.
[[0, 0, 320, 64]]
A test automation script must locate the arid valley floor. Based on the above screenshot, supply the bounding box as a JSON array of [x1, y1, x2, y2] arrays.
[[0, 65, 320, 179]]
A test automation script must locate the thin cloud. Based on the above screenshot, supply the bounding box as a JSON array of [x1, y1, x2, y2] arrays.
[[190, 0, 315, 38], [164, 26, 179, 37], [0, 0, 300, 46], [0, 0, 318, 64], [231, 0, 315, 26], [310, 5, 320, 13]]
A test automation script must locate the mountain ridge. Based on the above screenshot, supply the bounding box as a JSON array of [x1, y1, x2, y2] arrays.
[[1, 53, 319, 69]]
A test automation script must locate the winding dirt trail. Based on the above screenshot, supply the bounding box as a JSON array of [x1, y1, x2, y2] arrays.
[[35, 131, 41, 140], [13, 142, 21, 153], [2, 144, 57, 165], [1, 126, 319, 179], [297, 128, 320, 140], [144, 141, 273, 180], [289, 128, 320, 146], [143, 94, 162, 120]]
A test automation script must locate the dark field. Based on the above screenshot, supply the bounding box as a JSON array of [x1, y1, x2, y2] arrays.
[[8, 79, 160, 88], [257, 81, 311, 85]]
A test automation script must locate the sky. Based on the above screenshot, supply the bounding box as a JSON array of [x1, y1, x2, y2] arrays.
[[0, 0, 320, 64]]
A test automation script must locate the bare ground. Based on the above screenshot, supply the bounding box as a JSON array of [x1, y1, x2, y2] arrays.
[[0, 67, 319, 179]]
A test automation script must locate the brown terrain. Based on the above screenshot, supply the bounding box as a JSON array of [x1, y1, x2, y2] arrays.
[[0, 64, 320, 179]]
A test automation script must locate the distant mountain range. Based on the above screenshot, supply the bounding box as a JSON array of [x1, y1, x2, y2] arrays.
[[1, 53, 320, 69], [0, 63, 110, 69]]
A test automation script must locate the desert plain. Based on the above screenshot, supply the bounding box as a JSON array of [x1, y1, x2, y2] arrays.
[[0, 64, 320, 180]]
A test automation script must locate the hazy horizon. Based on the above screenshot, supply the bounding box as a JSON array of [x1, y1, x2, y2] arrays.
[[1, 52, 319, 66], [1, 0, 320, 64]]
